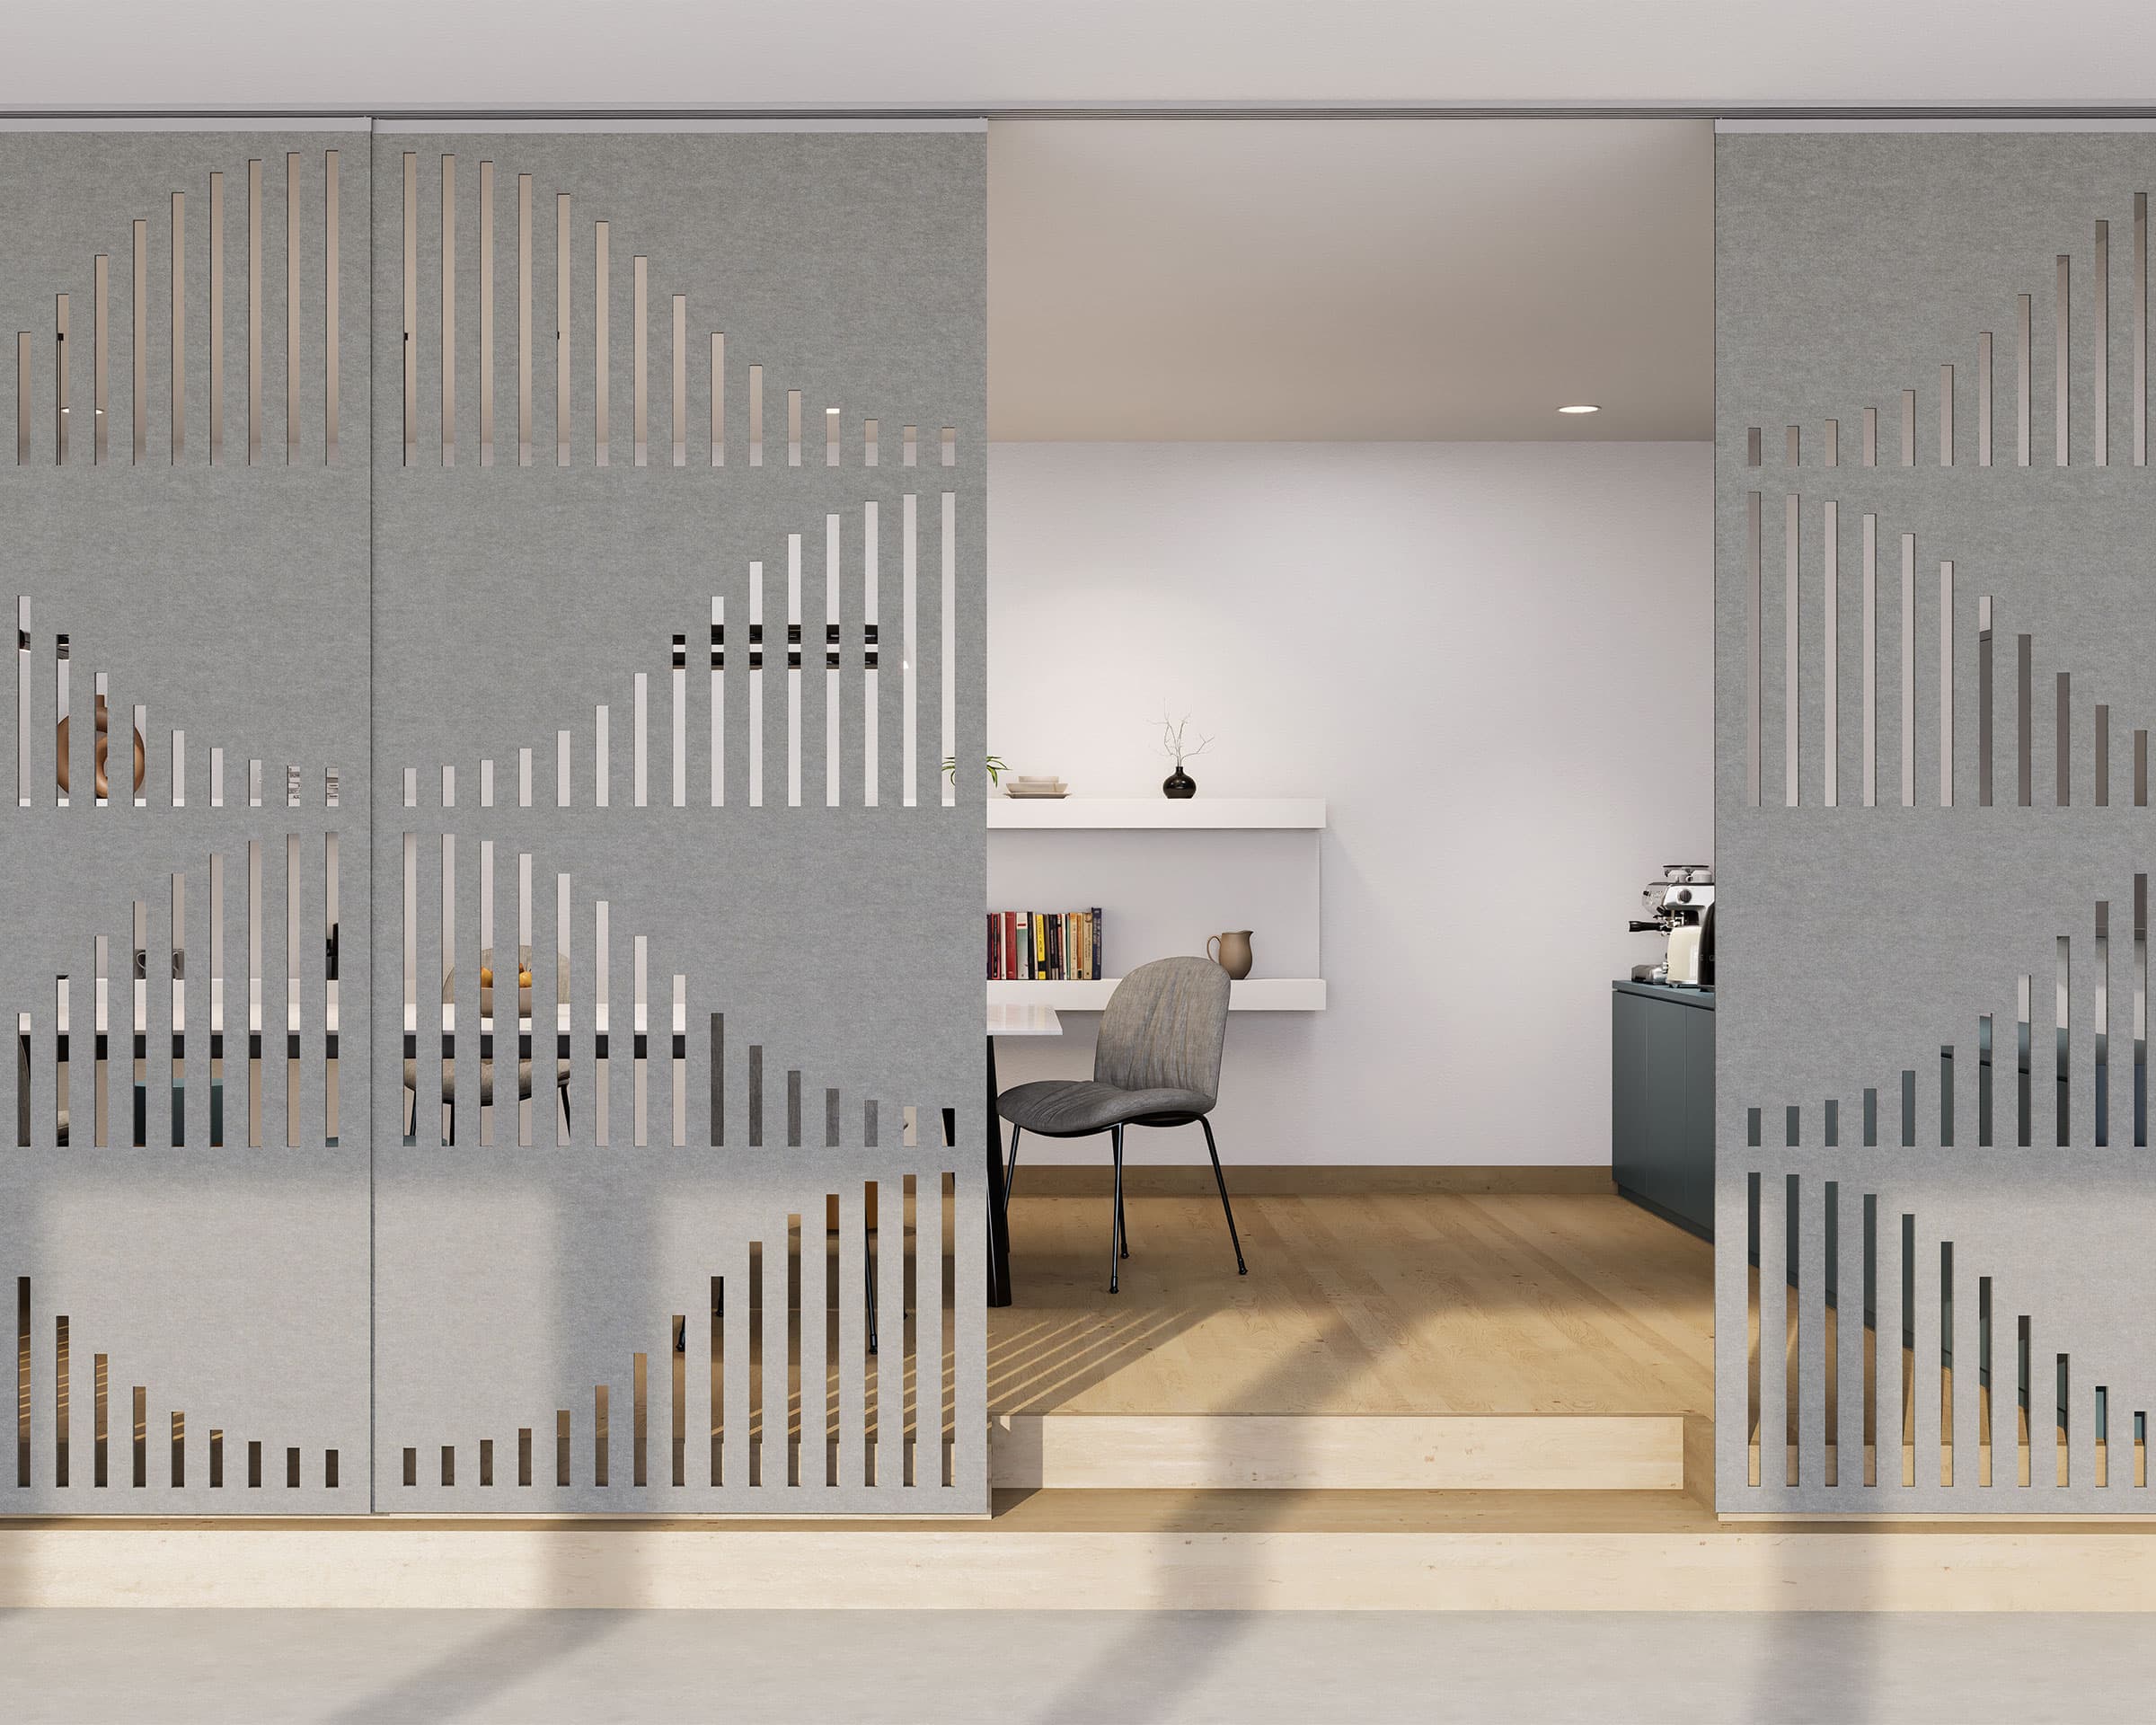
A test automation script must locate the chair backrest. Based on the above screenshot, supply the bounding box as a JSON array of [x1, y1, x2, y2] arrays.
[[1094, 955, 1232, 1102]]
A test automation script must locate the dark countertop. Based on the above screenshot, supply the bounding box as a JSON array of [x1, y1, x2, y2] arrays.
[[1612, 978, 1715, 1008]]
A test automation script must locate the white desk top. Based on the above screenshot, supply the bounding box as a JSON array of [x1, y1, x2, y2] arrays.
[[986, 1000, 1064, 1038]]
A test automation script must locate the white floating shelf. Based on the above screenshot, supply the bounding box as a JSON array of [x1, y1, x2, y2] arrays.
[[986, 797, 1327, 830], [987, 978, 1328, 1012]]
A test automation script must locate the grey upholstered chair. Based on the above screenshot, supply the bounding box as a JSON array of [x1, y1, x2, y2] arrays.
[[997, 955, 1248, 1294]]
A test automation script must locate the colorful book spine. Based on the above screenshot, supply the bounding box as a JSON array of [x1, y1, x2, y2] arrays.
[[985, 907, 1110, 980]]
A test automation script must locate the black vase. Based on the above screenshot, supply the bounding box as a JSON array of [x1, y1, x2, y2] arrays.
[[1162, 770, 1197, 800]]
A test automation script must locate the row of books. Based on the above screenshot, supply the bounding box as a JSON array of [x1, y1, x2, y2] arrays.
[[988, 909, 1104, 981]]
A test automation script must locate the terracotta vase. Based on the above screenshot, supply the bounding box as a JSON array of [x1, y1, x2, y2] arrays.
[[1207, 930, 1254, 980]]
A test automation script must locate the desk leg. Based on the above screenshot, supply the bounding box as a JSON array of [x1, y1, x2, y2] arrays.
[[985, 1033, 1012, 1307]]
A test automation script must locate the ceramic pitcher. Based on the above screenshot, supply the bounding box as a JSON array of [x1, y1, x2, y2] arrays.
[[1207, 930, 1254, 980]]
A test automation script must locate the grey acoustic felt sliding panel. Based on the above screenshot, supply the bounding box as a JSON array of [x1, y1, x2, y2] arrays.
[[1718, 126, 2156, 1511], [366, 126, 987, 1513], [0, 126, 373, 1513]]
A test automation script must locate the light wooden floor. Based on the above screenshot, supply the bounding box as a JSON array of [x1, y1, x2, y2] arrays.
[[988, 1191, 1714, 1421]]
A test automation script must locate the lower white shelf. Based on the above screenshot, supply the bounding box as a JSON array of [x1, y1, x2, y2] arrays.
[[986, 978, 1327, 1012]]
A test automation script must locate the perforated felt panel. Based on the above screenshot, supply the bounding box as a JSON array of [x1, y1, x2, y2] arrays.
[[1718, 126, 2156, 1512], [0, 126, 373, 1514], [367, 127, 987, 1514]]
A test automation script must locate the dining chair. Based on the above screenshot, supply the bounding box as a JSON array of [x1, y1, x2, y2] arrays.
[[996, 954, 1248, 1294]]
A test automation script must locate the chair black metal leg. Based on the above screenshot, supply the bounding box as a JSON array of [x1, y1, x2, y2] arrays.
[[1116, 1142, 1132, 1258], [866, 1234, 879, 1356], [1198, 1115, 1248, 1275], [1109, 1124, 1126, 1295], [1001, 1123, 1022, 1220]]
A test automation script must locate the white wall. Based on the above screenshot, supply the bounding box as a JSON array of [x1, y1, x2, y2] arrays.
[[988, 441, 1711, 1165]]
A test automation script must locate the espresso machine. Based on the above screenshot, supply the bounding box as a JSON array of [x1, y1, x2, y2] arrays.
[[1629, 863, 1714, 987]]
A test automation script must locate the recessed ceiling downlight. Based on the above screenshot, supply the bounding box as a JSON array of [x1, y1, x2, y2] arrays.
[[1558, 403, 1601, 415]]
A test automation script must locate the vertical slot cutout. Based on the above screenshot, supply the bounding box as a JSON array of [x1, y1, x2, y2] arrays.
[[1899, 534, 1914, 808], [632, 934, 648, 1147], [170, 877, 184, 1145], [671, 295, 686, 465], [170, 190, 187, 462], [1745, 1172, 1760, 1486], [1822, 500, 1837, 806], [2019, 973, 2034, 1147], [787, 534, 802, 807], [1746, 491, 1762, 807], [440, 155, 455, 464], [633, 256, 649, 466], [941, 493, 958, 808], [2017, 291, 2034, 466], [670, 977, 685, 1148], [517, 854, 534, 1147], [594, 221, 609, 464], [556, 871, 571, 1146], [1939, 561, 1953, 807], [401, 835, 417, 1144], [1979, 1013, 1994, 1146], [286, 835, 301, 1148], [478, 160, 494, 465], [710, 332, 724, 466], [748, 564, 764, 808], [1977, 332, 1993, 465], [2057, 935, 2072, 1146], [826, 514, 841, 808], [53, 1314, 66, 1488], [517, 174, 532, 465], [593, 899, 609, 1147], [93, 253, 109, 464], [1777, 500, 1801, 767], [2099, 901, 2113, 1147], [555, 193, 570, 466], [323, 151, 339, 463], [864, 500, 880, 807], [285, 155, 299, 463], [632, 1352, 647, 1489], [208, 172, 224, 464], [671, 637, 686, 808], [1978, 596, 1993, 806], [633, 675, 648, 808], [246, 158, 261, 464], [55, 292, 68, 464], [2058, 673, 2072, 806], [2098, 220, 2111, 466], [1979, 1276, 1993, 1486], [2057, 254, 2072, 465], [711, 599, 725, 807]]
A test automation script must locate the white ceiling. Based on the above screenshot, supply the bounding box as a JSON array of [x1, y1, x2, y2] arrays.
[[5, 1, 2156, 111], [988, 118, 1711, 440], [18, 1, 2155, 443]]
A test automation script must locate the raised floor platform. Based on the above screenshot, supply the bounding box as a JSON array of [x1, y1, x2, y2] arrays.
[[985, 1190, 1713, 1495], [14, 1191, 2156, 1607]]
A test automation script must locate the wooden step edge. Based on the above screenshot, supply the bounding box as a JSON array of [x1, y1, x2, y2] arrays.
[[990, 1411, 1686, 1491]]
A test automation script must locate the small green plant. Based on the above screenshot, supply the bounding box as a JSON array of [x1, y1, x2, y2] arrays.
[[944, 754, 1008, 786]]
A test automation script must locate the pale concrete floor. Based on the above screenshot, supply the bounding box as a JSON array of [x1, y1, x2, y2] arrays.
[[0, 1609, 2145, 1722]]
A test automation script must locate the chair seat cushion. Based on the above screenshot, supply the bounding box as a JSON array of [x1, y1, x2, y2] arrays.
[[996, 1078, 1215, 1137]]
